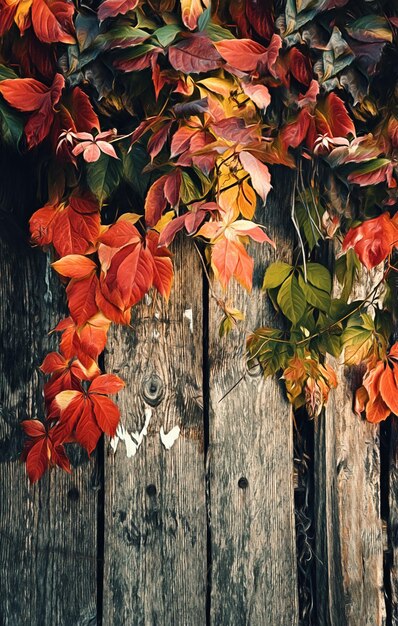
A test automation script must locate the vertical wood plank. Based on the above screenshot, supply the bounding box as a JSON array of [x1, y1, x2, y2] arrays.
[[314, 266, 386, 626], [103, 238, 207, 626], [388, 417, 398, 623], [0, 239, 98, 626], [208, 178, 299, 625]]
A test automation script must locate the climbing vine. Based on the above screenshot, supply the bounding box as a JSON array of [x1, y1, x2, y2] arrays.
[[1, 0, 398, 481]]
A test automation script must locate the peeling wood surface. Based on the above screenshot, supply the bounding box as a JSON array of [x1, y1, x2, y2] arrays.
[[0, 238, 98, 626], [102, 237, 207, 626], [208, 179, 299, 626], [314, 266, 386, 626]]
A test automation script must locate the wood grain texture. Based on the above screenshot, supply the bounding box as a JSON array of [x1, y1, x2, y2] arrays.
[[0, 238, 98, 626], [103, 237, 207, 626], [208, 178, 299, 626], [314, 265, 386, 626], [388, 417, 398, 623]]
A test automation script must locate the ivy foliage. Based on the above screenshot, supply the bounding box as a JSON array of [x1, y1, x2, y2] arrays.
[[1, 0, 398, 480]]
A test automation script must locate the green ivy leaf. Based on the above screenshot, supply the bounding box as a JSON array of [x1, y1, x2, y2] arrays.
[[263, 262, 293, 289], [305, 263, 332, 293], [0, 101, 23, 146], [277, 274, 306, 325], [347, 15, 392, 43], [86, 155, 121, 205], [154, 25, 181, 47], [298, 273, 331, 312]]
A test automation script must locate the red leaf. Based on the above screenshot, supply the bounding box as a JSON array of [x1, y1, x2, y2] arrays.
[[67, 273, 99, 326], [288, 48, 312, 86], [0, 73, 64, 148], [41, 352, 68, 374], [69, 87, 100, 133], [316, 93, 356, 139], [25, 438, 49, 483], [91, 395, 120, 436], [52, 195, 100, 257], [89, 374, 125, 395], [21, 419, 46, 438], [379, 364, 398, 414], [75, 313, 111, 363], [342, 213, 398, 269], [31, 0, 75, 45], [98, 0, 138, 21], [215, 38, 268, 72], [74, 400, 101, 454], [245, 0, 273, 41], [146, 231, 174, 300], [169, 34, 222, 74], [52, 255, 97, 279], [366, 393, 390, 423], [164, 169, 182, 208], [145, 176, 168, 227]]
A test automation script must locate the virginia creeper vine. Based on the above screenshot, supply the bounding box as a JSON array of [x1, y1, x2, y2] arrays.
[[1, 0, 398, 481]]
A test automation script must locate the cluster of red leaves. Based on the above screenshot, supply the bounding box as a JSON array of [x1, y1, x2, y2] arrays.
[[355, 344, 398, 423], [22, 203, 176, 481], [0, 0, 397, 481], [342, 213, 398, 270]]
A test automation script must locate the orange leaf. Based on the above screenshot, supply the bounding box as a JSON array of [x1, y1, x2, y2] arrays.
[[52, 255, 97, 279], [89, 374, 125, 395], [31, 0, 75, 44], [379, 363, 398, 414], [91, 395, 120, 437], [67, 273, 99, 326]]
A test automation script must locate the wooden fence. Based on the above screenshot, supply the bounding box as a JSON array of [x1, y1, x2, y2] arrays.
[[0, 183, 397, 625]]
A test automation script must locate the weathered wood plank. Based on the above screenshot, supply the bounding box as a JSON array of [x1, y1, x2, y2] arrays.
[[208, 178, 299, 625], [314, 266, 385, 626], [0, 238, 98, 626], [388, 417, 398, 622], [103, 237, 207, 626]]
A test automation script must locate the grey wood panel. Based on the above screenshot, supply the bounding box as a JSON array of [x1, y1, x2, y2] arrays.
[[102, 237, 207, 626], [208, 179, 299, 626], [314, 265, 385, 626], [0, 238, 98, 626]]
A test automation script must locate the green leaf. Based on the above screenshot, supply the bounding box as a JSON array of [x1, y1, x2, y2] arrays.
[[0, 101, 23, 146], [347, 16, 392, 43], [348, 158, 391, 176], [122, 143, 151, 200], [180, 171, 199, 204], [263, 262, 293, 289], [86, 155, 121, 205], [305, 263, 332, 293], [335, 249, 359, 302], [341, 326, 373, 364], [298, 273, 331, 312], [277, 274, 306, 325], [0, 64, 18, 81], [198, 6, 211, 31], [205, 22, 235, 42], [154, 25, 181, 47]]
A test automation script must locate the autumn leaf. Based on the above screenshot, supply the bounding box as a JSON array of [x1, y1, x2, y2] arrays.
[[31, 0, 75, 45], [98, 0, 139, 22], [168, 34, 222, 74], [342, 213, 398, 269], [0, 73, 64, 147], [21, 420, 71, 483]]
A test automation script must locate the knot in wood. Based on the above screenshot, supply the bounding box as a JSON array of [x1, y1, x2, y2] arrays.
[[238, 477, 249, 490], [142, 373, 164, 406]]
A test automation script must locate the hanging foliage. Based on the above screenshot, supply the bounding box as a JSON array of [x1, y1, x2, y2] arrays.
[[1, 0, 398, 482]]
